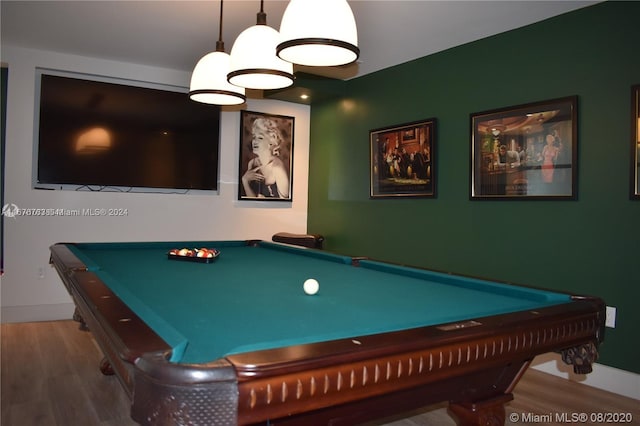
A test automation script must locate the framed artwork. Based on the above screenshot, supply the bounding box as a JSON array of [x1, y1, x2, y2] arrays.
[[370, 118, 437, 198], [470, 96, 578, 200], [238, 111, 294, 201], [631, 84, 639, 200]]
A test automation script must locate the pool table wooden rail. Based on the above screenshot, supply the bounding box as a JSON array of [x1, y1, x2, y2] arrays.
[[50, 244, 172, 396], [229, 298, 603, 424], [131, 295, 604, 426], [49, 242, 605, 426]]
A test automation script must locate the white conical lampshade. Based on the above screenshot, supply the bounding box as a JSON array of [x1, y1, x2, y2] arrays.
[[189, 50, 246, 105], [228, 23, 294, 90], [277, 0, 359, 67]]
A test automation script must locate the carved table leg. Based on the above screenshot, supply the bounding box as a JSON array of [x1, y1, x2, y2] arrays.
[[561, 341, 598, 374], [448, 394, 514, 426], [72, 307, 89, 331], [99, 357, 115, 376]]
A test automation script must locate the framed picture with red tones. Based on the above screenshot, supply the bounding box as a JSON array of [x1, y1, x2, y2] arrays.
[[471, 96, 578, 200], [630, 85, 639, 200], [370, 118, 437, 198]]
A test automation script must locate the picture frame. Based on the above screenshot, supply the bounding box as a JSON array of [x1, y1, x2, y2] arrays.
[[631, 84, 639, 200], [370, 118, 436, 198], [470, 96, 578, 200], [238, 111, 294, 201]]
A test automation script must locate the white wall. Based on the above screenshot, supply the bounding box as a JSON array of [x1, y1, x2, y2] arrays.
[[1, 45, 310, 323]]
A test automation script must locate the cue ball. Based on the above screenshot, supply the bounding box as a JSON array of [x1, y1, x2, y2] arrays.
[[303, 278, 319, 295]]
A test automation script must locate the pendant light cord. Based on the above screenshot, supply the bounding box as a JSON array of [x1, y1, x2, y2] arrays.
[[257, 0, 267, 25], [216, 0, 225, 51]]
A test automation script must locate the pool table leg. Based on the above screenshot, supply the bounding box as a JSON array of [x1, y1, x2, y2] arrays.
[[561, 342, 598, 374], [448, 393, 513, 426], [72, 307, 89, 331], [71, 306, 115, 376], [99, 357, 115, 376]]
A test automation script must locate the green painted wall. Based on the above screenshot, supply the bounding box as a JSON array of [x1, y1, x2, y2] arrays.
[[307, 2, 640, 373]]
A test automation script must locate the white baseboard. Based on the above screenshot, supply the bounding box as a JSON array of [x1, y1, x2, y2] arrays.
[[1, 303, 75, 323], [2, 303, 638, 401], [532, 353, 639, 400]]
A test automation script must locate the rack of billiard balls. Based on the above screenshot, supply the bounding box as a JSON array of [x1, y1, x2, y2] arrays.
[[167, 247, 220, 263]]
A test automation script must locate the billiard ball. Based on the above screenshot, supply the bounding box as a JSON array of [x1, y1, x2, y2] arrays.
[[303, 278, 319, 295], [178, 248, 189, 256]]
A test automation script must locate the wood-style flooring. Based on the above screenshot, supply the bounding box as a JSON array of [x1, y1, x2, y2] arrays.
[[2, 320, 638, 426]]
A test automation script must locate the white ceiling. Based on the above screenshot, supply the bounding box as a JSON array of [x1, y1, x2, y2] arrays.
[[1, 1, 597, 80]]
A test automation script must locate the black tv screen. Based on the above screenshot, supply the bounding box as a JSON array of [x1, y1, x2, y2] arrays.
[[35, 73, 220, 191]]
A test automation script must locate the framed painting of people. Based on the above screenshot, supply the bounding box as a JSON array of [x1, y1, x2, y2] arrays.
[[631, 84, 639, 200], [470, 96, 578, 200], [370, 118, 437, 198], [238, 111, 294, 201]]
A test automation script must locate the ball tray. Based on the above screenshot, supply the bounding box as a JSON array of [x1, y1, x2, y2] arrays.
[[167, 248, 220, 263]]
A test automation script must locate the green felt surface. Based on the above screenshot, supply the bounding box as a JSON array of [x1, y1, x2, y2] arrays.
[[69, 241, 570, 364]]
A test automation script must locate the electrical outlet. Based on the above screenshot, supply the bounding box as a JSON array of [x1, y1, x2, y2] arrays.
[[605, 306, 616, 328], [37, 266, 45, 279]]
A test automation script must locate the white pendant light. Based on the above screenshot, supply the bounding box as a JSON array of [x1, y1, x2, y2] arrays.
[[228, 0, 294, 90], [189, 1, 246, 105], [277, 0, 359, 67]]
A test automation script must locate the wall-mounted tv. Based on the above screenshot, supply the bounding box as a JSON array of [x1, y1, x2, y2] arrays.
[[34, 70, 221, 192]]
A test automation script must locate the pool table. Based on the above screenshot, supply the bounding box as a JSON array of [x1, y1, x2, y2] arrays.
[[49, 239, 605, 426]]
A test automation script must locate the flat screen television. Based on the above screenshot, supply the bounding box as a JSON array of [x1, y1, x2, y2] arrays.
[[34, 70, 221, 192]]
